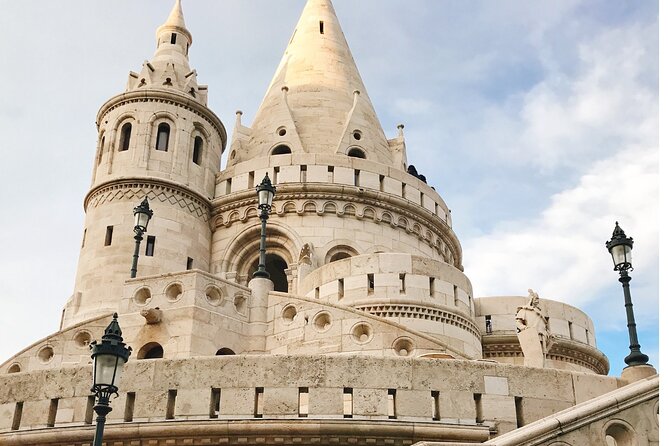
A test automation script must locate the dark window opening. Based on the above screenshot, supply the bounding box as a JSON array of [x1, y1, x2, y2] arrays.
[[429, 277, 435, 297], [431, 391, 440, 420], [215, 348, 235, 356], [84, 396, 95, 424], [299, 388, 309, 417], [120, 122, 132, 151], [485, 315, 492, 334], [348, 148, 366, 159], [193, 136, 203, 165], [271, 144, 292, 155], [104, 226, 113, 246], [98, 136, 105, 165], [186, 257, 194, 270], [210, 388, 221, 418], [145, 235, 155, 257], [250, 254, 289, 292], [166, 390, 177, 420], [11, 402, 23, 431], [47, 398, 58, 427], [81, 229, 87, 248], [254, 388, 264, 418], [170, 33, 177, 44], [399, 273, 406, 293], [137, 342, 164, 359], [474, 393, 483, 424], [387, 389, 396, 419], [330, 252, 352, 262], [515, 397, 524, 427], [156, 123, 170, 151], [124, 392, 136, 422], [367, 274, 374, 294], [319, 21, 324, 34]]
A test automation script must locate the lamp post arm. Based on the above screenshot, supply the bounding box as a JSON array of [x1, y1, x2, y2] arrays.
[[130, 230, 144, 278], [618, 270, 649, 366]]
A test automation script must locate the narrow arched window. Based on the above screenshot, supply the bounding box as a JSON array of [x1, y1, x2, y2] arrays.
[[97, 136, 105, 165], [156, 123, 170, 151], [271, 145, 292, 155], [192, 136, 203, 165], [120, 123, 132, 151]]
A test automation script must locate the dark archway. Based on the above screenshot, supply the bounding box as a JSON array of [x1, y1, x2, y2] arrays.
[[248, 253, 289, 292], [137, 342, 164, 359], [216, 348, 236, 356]]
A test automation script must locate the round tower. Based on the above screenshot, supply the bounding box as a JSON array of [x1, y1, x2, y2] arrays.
[[211, 0, 477, 358], [63, 0, 226, 328]]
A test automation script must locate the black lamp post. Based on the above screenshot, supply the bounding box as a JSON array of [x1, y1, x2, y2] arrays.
[[130, 197, 153, 278], [253, 173, 276, 279], [90, 313, 132, 446], [605, 222, 649, 367]]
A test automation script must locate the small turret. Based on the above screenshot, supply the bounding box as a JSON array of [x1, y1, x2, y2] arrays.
[[64, 0, 226, 329]]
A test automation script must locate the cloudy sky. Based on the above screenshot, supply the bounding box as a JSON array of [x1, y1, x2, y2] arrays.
[[0, 1, 659, 376]]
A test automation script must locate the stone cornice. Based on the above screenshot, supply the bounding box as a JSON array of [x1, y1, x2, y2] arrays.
[[96, 89, 227, 147], [211, 183, 464, 270], [84, 177, 212, 221], [481, 334, 610, 375]]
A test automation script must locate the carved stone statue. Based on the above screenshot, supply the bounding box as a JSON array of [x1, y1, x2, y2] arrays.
[[515, 289, 554, 368], [298, 243, 313, 266]]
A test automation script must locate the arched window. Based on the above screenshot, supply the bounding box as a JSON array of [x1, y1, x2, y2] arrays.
[[120, 122, 132, 151], [330, 252, 352, 262], [271, 145, 292, 155], [193, 136, 203, 165], [248, 254, 289, 292], [137, 342, 164, 359], [97, 136, 105, 165], [325, 245, 358, 263], [156, 123, 170, 151], [215, 348, 236, 356], [347, 147, 366, 159]]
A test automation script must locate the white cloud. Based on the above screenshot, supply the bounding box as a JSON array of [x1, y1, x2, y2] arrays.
[[464, 143, 658, 316]]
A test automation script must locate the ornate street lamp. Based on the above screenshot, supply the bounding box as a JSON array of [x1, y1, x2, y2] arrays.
[[605, 222, 649, 367], [89, 313, 132, 446], [253, 173, 276, 279], [130, 197, 153, 278]]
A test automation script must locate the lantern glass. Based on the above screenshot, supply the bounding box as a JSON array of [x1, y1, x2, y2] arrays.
[[93, 353, 125, 388], [134, 211, 150, 231], [258, 189, 273, 207], [611, 243, 632, 268]]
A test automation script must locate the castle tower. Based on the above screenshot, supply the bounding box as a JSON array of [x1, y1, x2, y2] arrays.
[[213, 0, 477, 358], [63, 0, 227, 328]]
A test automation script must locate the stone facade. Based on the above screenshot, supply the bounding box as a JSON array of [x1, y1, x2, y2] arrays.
[[0, 0, 657, 445]]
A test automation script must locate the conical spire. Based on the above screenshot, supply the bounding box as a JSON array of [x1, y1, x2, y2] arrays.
[[156, 0, 192, 44], [248, 0, 396, 165]]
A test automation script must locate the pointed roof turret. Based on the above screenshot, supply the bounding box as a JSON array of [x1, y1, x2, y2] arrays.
[[124, 0, 208, 104], [246, 0, 397, 166]]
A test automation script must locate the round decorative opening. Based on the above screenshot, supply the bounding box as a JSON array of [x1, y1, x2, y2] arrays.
[[351, 322, 373, 344], [277, 127, 287, 137], [313, 312, 332, 332], [392, 337, 415, 357], [282, 305, 298, 323], [205, 285, 223, 306], [7, 363, 21, 374], [133, 287, 152, 306], [38, 346, 55, 364], [353, 130, 362, 140], [73, 331, 92, 348], [234, 294, 247, 315], [165, 282, 183, 302]]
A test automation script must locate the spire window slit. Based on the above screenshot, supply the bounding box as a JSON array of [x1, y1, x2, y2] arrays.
[[319, 21, 324, 34]]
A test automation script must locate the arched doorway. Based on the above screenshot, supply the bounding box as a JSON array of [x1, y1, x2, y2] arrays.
[[248, 253, 289, 292]]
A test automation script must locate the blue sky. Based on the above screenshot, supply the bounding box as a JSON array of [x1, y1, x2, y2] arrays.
[[0, 1, 659, 377]]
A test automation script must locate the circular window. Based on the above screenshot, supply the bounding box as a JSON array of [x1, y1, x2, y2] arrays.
[[351, 323, 373, 344], [133, 287, 152, 306], [313, 312, 332, 332], [277, 127, 287, 137], [282, 305, 298, 323], [73, 331, 92, 348], [205, 285, 223, 306], [392, 337, 415, 357], [353, 130, 362, 140], [38, 346, 55, 364], [7, 363, 21, 374], [165, 283, 183, 302]]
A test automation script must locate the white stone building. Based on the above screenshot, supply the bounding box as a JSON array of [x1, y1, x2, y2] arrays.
[[0, 1, 658, 445]]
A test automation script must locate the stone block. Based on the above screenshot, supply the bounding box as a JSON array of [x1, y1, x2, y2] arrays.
[[306, 165, 330, 183], [0, 403, 16, 429], [396, 389, 432, 418], [334, 166, 355, 185], [278, 164, 301, 183], [309, 387, 343, 416], [19, 399, 50, 428], [263, 387, 298, 416], [134, 389, 168, 420], [438, 390, 477, 421], [359, 170, 380, 190], [479, 394, 516, 424], [353, 388, 386, 417], [484, 376, 509, 396], [404, 185, 421, 204], [519, 397, 573, 424], [572, 373, 618, 404], [175, 388, 210, 418], [219, 387, 255, 417], [384, 177, 403, 196]]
